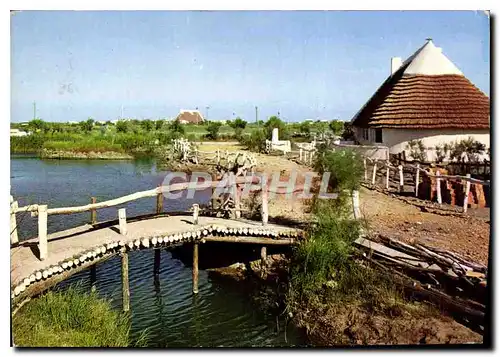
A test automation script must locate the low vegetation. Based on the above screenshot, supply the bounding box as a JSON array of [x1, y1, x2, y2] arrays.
[[12, 286, 148, 347]]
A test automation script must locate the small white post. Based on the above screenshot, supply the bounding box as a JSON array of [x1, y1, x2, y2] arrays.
[[463, 174, 471, 213], [192, 204, 199, 224], [352, 190, 361, 219], [10, 199, 19, 245], [385, 163, 390, 190], [118, 208, 127, 235], [38, 205, 48, 261], [415, 164, 420, 197], [363, 158, 367, 181], [371, 160, 378, 185], [398, 165, 404, 193], [436, 170, 442, 205]]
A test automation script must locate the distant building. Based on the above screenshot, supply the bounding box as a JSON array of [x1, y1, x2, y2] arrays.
[[10, 128, 29, 137], [175, 110, 204, 124]]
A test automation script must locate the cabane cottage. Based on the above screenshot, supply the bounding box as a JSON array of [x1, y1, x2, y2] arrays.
[[351, 39, 490, 161], [175, 110, 204, 124]]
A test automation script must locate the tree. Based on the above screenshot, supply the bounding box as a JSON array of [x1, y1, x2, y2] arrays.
[[28, 119, 46, 133], [341, 122, 355, 141], [155, 120, 165, 131], [264, 116, 289, 140], [229, 117, 247, 130], [141, 119, 154, 132], [169, 120, 185, 135], [299, 121, 311, 135], [206, 122, 222, 140], [116, 120, 130, 133], [80, 118, 95, 133], [449, 137, 486, 163], [329, 120, 344, 136]]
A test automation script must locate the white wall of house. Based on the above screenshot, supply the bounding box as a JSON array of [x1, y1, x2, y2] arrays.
[[354, 126, 490, 161]]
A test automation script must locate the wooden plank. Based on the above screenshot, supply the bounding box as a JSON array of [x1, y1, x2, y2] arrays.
[[371, 160, 377, 185], [90, 197, 97, 225], [203, 236, 295, 245]]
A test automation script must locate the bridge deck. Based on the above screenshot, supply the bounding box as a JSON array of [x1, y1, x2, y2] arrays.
[[11, 215, 299, 287]]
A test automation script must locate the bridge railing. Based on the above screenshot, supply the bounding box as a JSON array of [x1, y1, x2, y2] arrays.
[[10, 173, 308, 261]]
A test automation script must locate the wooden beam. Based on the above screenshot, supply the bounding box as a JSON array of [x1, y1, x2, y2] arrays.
[[363, 158, 367, 181], [371, 160, 378, 185], [203, 236, 295, 245], [261, 182, 269, 226], [38, 205, 48, 261], [154, 248, 161, 276], [118, 208, 127, 235], [415, 164, 420, 197], [192, 243, 199, 294], [260, 246, 267, 278], [120, 248, 130, 312]]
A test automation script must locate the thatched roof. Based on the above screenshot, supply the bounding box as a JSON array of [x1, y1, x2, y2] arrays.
[[351, 39, 490, 130], [176, 110, 204, 124]]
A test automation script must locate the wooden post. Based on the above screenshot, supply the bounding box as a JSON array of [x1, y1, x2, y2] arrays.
[[260, 246, 267, 278], [230, 172, 241, 219], [261, 179, 269, 226], [436, 170, 442, 205], [192, 204, 199, 225], [10, 199, 19, 245], [90, 264, 97, 292], [463, 174, 471, 213], [299, 148, 303, 161], [154, 249, 161, 276], [211, 172, 217, 215], [120, 247, 130, 312], [118, 208, 127, 235], [352, 190, 361, 219], [156, 185, 163, 215], [415, 164, 420, 197], [363, 158, 367, 181], [38, 205, 48, 261], [398, 165, 404, 193], [371, 160, 378, 185], [192, 243, 199, 294], [90, 197, 97, 225], [385, 163, 390, 190]]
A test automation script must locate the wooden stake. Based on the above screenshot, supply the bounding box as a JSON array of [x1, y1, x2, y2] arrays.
[[156, 186, 163, 214], [463, 174, 471, 213], [261, 180, 269, 226], [385, 163, 390, 190], [415, 164, 420, 197], [118, 208, 127, 235], [260, 246, 267, 278], [90, 197, 97, 225], [192, 243, 199, 294], [436, 170, 442, 205], [230, 172, 241, 219], [10, 200, 18, 245], [154, 249, 161, 276], [299, 148, 303, 161], [211, 172, 217, 215], [363, 158, 367, 181], [38, 205, 48, 261], [352, 190, 361, 220], [120, 248, 130, 312], [371, 160, 378, 185], [398, 165, 404, 193], [192, 204, 199, 225]]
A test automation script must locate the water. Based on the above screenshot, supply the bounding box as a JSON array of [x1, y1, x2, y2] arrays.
[[10, 156, 306, 347]]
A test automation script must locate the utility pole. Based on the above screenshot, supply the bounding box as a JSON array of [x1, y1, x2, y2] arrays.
[[121, 105, 124, 120], [206, 106, 210, 121], [33, 101, 36, 120], [255, 106, 258, 125]]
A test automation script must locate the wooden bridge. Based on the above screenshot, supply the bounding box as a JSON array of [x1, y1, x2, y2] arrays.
[[10, 174, 306, 310]]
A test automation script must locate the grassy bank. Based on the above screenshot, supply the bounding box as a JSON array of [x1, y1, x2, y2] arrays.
[[12, 286, 147, 347]]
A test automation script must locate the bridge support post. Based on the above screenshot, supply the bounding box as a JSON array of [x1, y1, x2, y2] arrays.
[[90, 264, 97, 292], [120, 247, 130, 312], [192, 204, 199, 225], [192, 243, 199, 294], [156, 185, 163, 214], [90, 197, 97, 225], [260, 246, 267, 278], [38, 205, 48, 261], [118, 208, 127, 235], [154, 249, 161, 276], [10, 197, 18, 245]]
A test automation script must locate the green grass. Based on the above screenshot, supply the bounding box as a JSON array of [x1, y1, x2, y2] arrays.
[[12, 286, 148, 347], [43, 140, 124, 153]]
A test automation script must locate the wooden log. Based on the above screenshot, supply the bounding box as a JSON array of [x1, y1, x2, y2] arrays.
[[463, 174, 471, 213], [118, 208, 127, 235], [261, 246, 267, 277], [415, 164, 420, 197], [38, 205, 48, 261], [90, 197, 97, 225], [10, 200, 18, 244], [352, 190, 361, 220], [436, 170, 442, 205], [156, 185, 163, 214], [371, 160, 378, 185], [192, 243, 199, 294], [385, 163, 390, 190], [120, 248, 130, 312], [203, 236, 296, 245], [363, 158, 367, 181], [398, 165, 404, 193], [192, 204, 199, 225]]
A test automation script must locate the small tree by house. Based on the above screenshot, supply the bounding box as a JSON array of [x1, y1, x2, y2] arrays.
[[206, 121, 222, 140]]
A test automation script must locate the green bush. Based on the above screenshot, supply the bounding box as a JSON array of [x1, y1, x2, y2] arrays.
[[206, 121, 222, 140], [12, 286, 148, 347], [240, 128, 267, 152], [406, 139, 426, 162], [264, 116, 289, 140], [11, 134, 47, 153], [313, 148, 364, 192]]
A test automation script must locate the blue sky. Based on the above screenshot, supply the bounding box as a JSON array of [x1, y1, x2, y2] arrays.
[[11, 10, 489, 123]]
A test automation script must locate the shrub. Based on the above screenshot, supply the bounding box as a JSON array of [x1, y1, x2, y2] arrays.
[[229, 117, 247, 130], [141, 119, 154, 132], [341, 122, 355, 141], [169, 120, 185, 136], [206, 121, 222, 140], [406, 139, 426, 162], [299, 121, 311, 135], [116, 120, 130, 133], [449, 137, 486, 163], [264, 116, 289, 140], [435, 143, 451, 163], [328, 120, 344, 136], [79, 118, 94, 133], [240, 129, 267, 152], [11, 134, 47, 153]]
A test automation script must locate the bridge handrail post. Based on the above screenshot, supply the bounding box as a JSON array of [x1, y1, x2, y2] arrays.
[[10, 197, 19, 245], [118, 208, 127, 235], [38, 205, 48, 261], [90, 197, 97, 225], [156, 185, 163, 215], [192, 204, 199, 225]]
